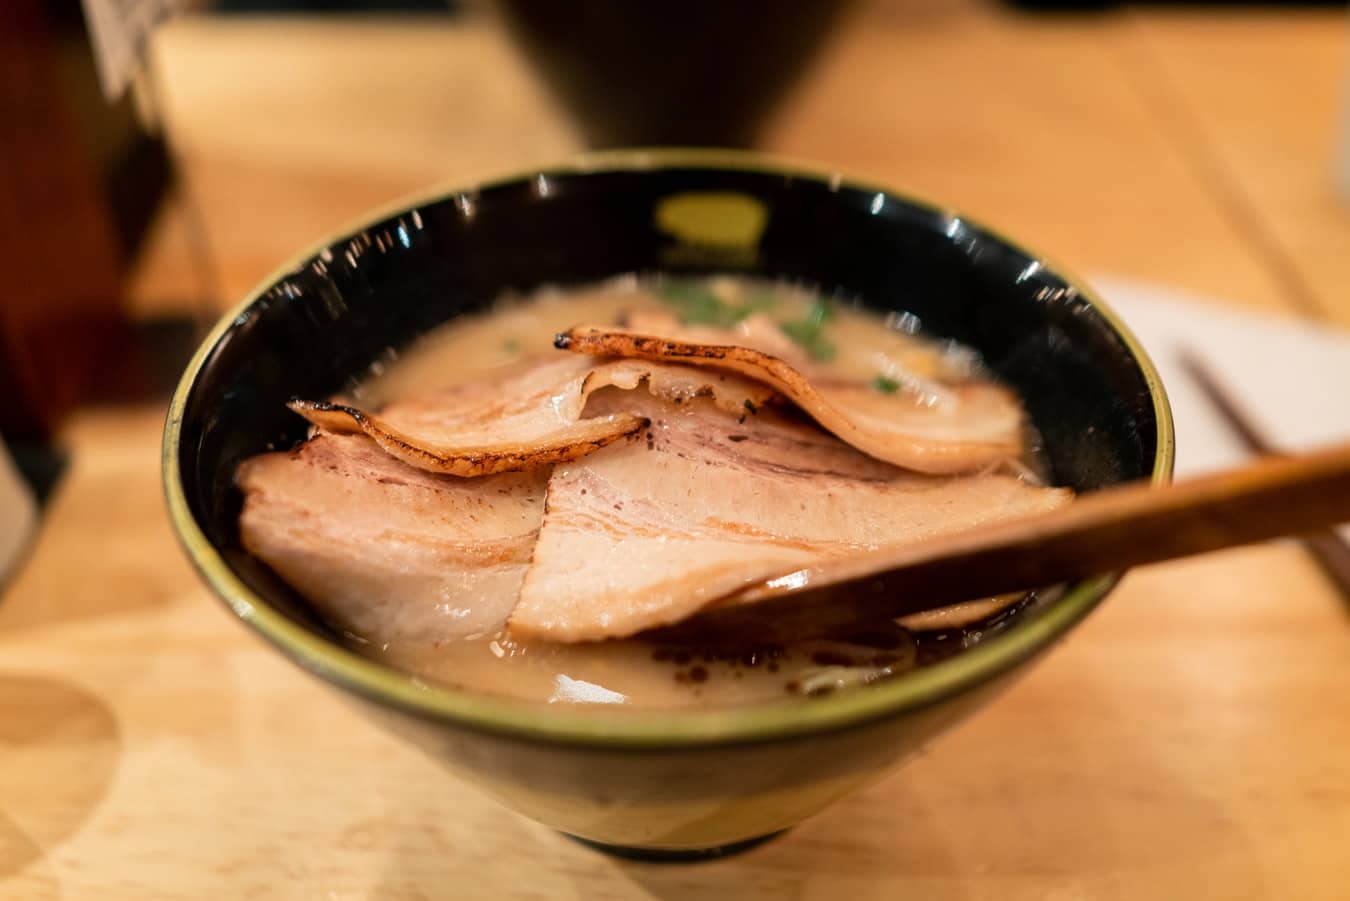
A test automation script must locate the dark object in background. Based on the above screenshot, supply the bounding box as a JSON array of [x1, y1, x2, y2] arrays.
[[218, 0, 454, 9], [7, 445, 68, 510], [1007, 0, 1343, 7], [0, 0, 173, 444], [497, 0, 854, 149]]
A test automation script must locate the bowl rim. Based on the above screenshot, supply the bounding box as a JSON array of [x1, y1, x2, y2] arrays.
[[163, 148, 1175, 749]]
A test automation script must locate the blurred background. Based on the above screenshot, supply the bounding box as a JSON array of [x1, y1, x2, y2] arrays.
[[4, 2, 1350, 896], [4, 0, 1348, 462]]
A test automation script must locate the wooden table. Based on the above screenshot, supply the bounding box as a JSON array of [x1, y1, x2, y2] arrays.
[[4, 3, 1349, 898]]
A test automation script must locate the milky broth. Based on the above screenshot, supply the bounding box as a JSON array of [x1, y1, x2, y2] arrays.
[[336, 275, 1044, 708], [353, 275, 983, 408]]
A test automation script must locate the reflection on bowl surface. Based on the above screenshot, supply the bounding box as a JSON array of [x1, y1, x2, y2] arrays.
[[164, 150, 1172, 855]]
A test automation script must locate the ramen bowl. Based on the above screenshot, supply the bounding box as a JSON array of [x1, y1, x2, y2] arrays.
[[163, 150, 1172, 860]]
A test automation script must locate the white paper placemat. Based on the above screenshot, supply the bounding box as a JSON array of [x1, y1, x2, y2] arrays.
[[1091, 276, 1350, 480]]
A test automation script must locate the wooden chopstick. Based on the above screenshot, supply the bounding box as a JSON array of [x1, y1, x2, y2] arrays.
[[1178, 348, 1350, 601], [661, 442, 1350, 644]]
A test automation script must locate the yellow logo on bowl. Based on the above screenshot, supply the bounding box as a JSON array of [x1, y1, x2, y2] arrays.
[[655, 192, 768, 267]]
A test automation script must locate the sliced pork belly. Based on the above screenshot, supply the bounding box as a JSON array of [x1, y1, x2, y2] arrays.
[[236, 432, 547, 645], [581, 358, 778, 417], [288, 357, 643, 477], [556, 323, 1025, 475], [289, 358, 775, 477], [509, 397, 1070, 642]]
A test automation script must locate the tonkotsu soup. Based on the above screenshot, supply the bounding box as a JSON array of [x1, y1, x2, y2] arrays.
[[235, 275, 1071, 708]]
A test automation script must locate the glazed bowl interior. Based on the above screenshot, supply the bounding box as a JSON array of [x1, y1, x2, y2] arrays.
[[165, 151, 1172, 748]]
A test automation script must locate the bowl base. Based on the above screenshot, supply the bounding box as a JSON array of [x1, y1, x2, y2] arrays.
[[564, 829, 788, 863]]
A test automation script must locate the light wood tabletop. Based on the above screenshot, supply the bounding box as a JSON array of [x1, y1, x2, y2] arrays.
[[4, 2, 1350, 898]]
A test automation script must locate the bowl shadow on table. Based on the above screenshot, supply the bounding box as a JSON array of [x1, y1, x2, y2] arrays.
[[361, 709, 1269, 899], [0, 673, 122, 895], [600, 736, 1268, 900]]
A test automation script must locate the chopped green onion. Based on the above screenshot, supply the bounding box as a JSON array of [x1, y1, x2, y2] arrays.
[[872, 375, 901, 394], [740, 291, 780, 316], [502, 339, 521, 354], [804, 297, 833, 328], [658, 281, 779, 328], [658, 282, 732, 326], [778, 298, 836, 362]]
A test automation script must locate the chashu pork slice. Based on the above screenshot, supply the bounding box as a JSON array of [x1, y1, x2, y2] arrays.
[[555, 321, 1026, 475], [290, 357, 776, 477], [236, 432, 548, 645], [510, 395, 1070, 643]]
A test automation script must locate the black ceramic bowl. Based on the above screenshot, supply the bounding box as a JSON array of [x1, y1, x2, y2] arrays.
[[164, 150, 1173, 858]]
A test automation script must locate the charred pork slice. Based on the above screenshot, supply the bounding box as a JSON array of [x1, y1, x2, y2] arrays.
[[556, 321, 1025, 475], [510, 397, 1069, 642], [289, 357, 775, 477]]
